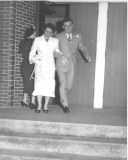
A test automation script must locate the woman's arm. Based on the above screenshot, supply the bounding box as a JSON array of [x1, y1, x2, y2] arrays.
[[29, 38, 41, 64]]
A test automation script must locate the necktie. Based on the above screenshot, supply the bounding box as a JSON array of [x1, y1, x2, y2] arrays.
[[68, 35, 72, 51], [68, 35, 71, 42]]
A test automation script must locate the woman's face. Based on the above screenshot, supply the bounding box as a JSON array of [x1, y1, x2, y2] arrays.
[[44, 27, 53, 39]]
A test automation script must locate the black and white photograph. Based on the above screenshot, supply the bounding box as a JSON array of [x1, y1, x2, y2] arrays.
[[0, 0, 127, 159]]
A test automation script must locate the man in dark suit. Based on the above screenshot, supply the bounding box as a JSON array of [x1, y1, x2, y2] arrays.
[[56, 17, 91, 113]]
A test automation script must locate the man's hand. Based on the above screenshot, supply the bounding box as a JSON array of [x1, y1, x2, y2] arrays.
[[60, 55, 67, 64], [86, 56, 91, 62]]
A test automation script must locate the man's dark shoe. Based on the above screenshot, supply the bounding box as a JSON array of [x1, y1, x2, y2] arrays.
[[63, 106, 70, 113]]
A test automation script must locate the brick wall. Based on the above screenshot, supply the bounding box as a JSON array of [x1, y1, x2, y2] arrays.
[[0, 1, 36, 107], [0, 1, 15, 107]]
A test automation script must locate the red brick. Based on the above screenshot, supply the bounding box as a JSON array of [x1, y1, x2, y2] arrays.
[[0, 1, 36, 107]]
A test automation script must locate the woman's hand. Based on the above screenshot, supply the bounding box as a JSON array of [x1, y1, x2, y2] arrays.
[[33, 55, 42, 64]]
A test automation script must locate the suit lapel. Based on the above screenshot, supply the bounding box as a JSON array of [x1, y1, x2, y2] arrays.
[[60, 32, 76, 54], [71, 33, 76, 52], [62, 32, 69, 44]]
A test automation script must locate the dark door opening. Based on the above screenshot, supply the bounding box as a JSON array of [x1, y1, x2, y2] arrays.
[[36, 1, 70, 35], [36, 2, 70, 105]]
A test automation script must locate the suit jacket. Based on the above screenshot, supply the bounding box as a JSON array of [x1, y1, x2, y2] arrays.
[[56, 31, 88, 72]]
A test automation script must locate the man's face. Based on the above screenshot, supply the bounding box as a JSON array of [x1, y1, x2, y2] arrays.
[[63, 21, 73, 34], [44, 27, 53, 39]]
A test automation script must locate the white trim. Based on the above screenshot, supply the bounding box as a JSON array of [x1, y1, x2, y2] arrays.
[[8, 0, 127, 2], [46, 0, 127, 2], [93, 2, 108, 109]]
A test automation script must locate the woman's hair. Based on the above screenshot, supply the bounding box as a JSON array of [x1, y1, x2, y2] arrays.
[[24, 26, 36, 38], [44, 23, 56, 33]]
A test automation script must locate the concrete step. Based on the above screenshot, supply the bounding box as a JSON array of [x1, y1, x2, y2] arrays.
[[0, 119, 126, 139], [0, 114, 126, 160], [0, 155, 55, 160], [0, 149, 126, 160], [0, 151, 126, 160], [0, 133, 126, 159], [0, 107, 126, 126], [0, 131, 126, 144]]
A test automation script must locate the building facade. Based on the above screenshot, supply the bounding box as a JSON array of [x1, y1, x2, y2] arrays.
[[0, 1, 127, 109]]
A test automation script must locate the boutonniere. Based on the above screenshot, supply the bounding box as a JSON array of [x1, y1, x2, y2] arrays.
[[75, 34, 80, 38]]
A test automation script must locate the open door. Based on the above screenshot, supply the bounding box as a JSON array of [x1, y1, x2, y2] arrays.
[[36, 2, 70, 105], [36, 1, 70, 35], [36, 2, 46, 36]]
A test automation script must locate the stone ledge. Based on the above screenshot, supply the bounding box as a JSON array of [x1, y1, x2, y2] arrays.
[[0, 119, 126, 139]]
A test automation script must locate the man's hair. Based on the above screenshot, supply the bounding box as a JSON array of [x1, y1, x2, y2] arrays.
[[62, 17, 73, 25], [44, 23, 56, 33]]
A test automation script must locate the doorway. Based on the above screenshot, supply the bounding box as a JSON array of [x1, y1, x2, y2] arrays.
[[36, 1, 70, 35], [36, 1, 70, 105]]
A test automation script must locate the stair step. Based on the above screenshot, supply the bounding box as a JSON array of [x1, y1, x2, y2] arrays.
[[0, 149, 126, 160], [0, 155, 126, 160], [0, 155, 53, 160], [0, 119, 126, 139], [0, 106, 126, 127], [0, 107, 126, 160], [0, 131, 126, 144], [0, 135, 126, 158]]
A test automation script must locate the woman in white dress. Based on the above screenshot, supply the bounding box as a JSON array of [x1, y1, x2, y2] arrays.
[[29, 23, 66, 113]]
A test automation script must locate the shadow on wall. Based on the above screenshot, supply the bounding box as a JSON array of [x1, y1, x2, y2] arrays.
[[55, 20, 64, 33]]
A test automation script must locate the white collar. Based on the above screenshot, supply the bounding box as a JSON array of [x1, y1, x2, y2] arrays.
[[66, 33, 72, 39], [42, 34, 51, 41]]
